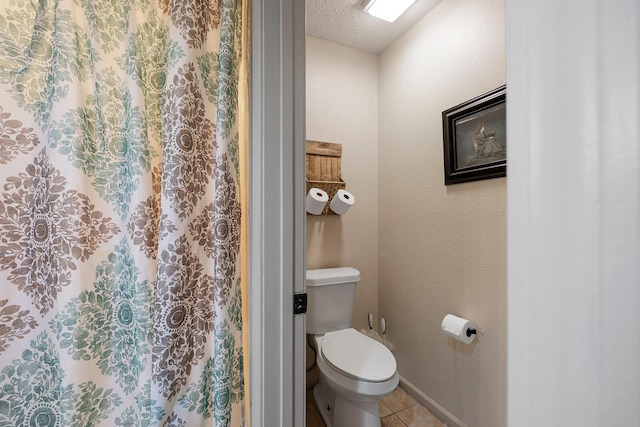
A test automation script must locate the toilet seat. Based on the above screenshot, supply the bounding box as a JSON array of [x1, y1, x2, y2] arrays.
[[320, 328, 396, 382]]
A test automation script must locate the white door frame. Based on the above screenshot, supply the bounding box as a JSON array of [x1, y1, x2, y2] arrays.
[[249, 0, 306, 425]]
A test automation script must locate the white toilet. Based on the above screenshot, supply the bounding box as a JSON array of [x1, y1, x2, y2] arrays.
[[306, 267, 399, 427]]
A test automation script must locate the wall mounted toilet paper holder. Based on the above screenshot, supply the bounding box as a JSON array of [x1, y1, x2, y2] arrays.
[[441, 314, 477, 344], [305, 140, 347, 215]]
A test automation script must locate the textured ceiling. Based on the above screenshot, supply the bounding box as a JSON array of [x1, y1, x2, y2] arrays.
[[306, 0, 443, 54]]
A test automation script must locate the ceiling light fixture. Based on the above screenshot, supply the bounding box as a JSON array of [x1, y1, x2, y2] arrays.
[[362, 0, 418, 23]]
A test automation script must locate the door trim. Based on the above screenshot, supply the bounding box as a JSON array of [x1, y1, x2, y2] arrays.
[[249, 0, 305, 425]]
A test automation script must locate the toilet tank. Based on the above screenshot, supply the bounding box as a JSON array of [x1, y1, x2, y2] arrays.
[[306, 267, 361, 335]]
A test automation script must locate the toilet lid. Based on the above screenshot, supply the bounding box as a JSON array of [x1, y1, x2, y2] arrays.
[[321, 328, 397, 382]]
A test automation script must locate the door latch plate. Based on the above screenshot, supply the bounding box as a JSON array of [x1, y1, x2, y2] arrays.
[[293, 293, 307, 315]]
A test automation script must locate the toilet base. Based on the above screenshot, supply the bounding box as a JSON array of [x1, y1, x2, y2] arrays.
[[313, 379, 382, 427]]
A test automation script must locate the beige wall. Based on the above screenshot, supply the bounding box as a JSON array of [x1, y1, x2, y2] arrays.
[[378, 0, 506, 426], [305, 36, 379, 333], [306, 0, 506, 424]]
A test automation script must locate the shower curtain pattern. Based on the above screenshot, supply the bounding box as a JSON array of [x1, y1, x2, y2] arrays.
[[0, 0, 244, 425]]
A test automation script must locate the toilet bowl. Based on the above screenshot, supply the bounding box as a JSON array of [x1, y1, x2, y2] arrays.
[[306, 268, 399, 427], [312, 329, 399, 427]]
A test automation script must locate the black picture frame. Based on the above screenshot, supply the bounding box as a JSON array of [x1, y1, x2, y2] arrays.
[[442, 85, 506, 185]]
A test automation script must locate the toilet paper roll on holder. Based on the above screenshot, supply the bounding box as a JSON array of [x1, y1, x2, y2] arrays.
[[441, 313, 477, 344]]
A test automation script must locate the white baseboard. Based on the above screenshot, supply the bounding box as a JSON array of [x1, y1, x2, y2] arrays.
[[398, 375, 467, 427]]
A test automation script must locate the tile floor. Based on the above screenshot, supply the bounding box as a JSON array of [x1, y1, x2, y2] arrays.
[[306, 386, 446, 427]]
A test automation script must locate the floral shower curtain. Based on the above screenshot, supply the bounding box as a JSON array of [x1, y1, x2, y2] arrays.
[[0, 0, 246, 425]]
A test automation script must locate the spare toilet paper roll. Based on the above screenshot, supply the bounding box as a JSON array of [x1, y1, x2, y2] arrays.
[[329, 189, 355, 215], [306, 188, 329, 215], [441, 314, 477, 344]]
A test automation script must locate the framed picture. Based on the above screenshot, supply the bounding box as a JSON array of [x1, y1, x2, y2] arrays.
[[442, 85, 506, 185]]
